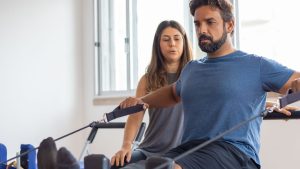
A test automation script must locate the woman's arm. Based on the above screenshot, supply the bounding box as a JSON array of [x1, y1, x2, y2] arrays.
[[110, 75, 147, 167]]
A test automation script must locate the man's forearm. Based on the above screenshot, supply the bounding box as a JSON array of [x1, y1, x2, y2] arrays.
[[140, 84, 180, 108]]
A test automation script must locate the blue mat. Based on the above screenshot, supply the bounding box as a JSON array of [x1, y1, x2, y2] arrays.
[[20, 144, 36, 169], [0, 143, 7, 169]]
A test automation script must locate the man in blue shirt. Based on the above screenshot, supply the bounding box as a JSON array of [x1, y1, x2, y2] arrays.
[[119, 0, 300, 169]]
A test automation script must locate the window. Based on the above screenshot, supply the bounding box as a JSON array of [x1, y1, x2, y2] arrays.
[[238, 0, 299, 70], [94, 0, 136, 96], [94, 0, 195, 96]]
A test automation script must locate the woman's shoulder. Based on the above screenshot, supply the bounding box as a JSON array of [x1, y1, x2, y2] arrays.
[[136, 74, 148, 96], [139, 74, 148, 84]]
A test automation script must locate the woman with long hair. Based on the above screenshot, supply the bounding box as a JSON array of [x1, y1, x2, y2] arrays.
[[110, 20, 193, 169]]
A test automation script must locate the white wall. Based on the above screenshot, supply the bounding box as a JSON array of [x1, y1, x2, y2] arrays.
[[0, 0, 85, 158], [0, 0, 299, 169], [261, 120, 300, 169]]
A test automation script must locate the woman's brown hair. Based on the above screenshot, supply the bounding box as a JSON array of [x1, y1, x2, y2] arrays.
[[145, 20, 193, 93]]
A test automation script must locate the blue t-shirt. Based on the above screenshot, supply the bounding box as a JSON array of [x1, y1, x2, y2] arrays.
[[175, 50, 294, 164]]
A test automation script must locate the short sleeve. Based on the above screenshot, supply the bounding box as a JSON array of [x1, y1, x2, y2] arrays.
[[260, 57, 294, 92]]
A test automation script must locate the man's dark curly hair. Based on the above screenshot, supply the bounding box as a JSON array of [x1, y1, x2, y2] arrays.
[[189, 0, 234, 23]]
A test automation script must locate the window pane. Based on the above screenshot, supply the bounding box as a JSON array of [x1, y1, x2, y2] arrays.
[[111, 0, 128, 91], [100, 0, 128, 92]]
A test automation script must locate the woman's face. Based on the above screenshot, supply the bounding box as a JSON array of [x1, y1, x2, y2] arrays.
[[159, 27, 184, 64]]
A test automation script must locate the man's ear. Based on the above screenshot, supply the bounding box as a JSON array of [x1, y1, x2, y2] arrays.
[[226, 20, 235, 34]]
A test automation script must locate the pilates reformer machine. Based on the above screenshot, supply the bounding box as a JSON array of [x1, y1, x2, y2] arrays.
[[1, 92, 300, 169], [0, 105, 146, 169]]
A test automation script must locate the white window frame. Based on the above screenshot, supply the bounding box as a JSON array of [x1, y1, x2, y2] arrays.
[[94, 0, 137, 97]]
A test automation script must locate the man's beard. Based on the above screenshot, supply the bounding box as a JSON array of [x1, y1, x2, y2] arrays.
[[198, 27, 227, 53]]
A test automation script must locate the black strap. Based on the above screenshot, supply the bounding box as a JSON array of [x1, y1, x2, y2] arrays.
[[279, 91, 300, 108], [91, 122, 126, 128], [105, 104, 145, 122], [264, 110, 300, 120]]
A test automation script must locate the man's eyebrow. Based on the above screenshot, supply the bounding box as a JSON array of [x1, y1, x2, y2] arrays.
[[206, 17, 217, 21], [194, 17, 217, 23]]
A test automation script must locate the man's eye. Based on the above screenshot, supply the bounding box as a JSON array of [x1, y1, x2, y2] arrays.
[[207, 21, 216, 25]]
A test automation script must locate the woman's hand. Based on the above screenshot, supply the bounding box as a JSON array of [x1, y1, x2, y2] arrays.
[[110, 143, 132, 167]]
